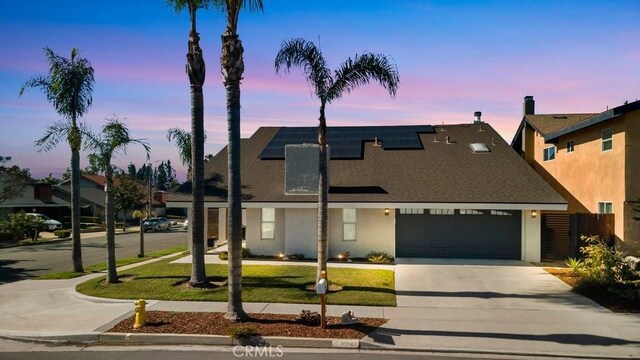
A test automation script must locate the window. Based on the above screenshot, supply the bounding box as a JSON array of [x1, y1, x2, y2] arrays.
[[429, 209, 455, 215], [261, 208, 275, 239], [399, 208, 424, 215], [598, 202, 613, 214], [567, 140, 575, 153], [343, 209, 357, 241], [459, 209, 483, 215], [491, 210, 512, 216], [543, 146, 556, 161], [601, 128, 613, 151]]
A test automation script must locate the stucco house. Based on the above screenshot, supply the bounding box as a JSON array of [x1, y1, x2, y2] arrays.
[[167, 116, 566, 262], [511, 96, 640, 256]]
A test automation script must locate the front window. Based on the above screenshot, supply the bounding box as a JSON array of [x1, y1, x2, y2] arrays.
[[601, 128, 613, 151], [543, 146, 556, 161], [399, 208, 424, 215], [459, 209, 483, 215], [261, 208, 275, 239], [343, 209, 357, 241], [598, 202, 613, 214], [429, 209, 455, 215], [567, 140, 575, 153]]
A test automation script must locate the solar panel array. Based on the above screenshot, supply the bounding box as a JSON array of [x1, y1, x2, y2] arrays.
[[259, 125, 435, 159]]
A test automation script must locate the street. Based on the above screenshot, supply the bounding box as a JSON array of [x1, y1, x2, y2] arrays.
[[0, 340, 567, 360], [0, 230, 188, 283]]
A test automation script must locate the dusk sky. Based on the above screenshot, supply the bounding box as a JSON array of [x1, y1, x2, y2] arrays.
[[1, 1, 638, 180]]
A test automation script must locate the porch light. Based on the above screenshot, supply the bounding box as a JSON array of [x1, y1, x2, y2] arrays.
[[531, 210, 537, 218], [384, 208, 390, 216], [278, 253, 285, 258], [338, 254, 343, 259]]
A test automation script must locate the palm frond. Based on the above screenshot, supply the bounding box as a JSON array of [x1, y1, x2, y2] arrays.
[[167, 127, 206, 167], [86, 116, 151, 172], [35, 120, 73, 152], [327, 53, 399, 103], [275, 38, 332, 100]]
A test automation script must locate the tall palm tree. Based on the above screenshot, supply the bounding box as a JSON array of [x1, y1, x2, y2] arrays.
[[20, 47, 95, 273], [211, 0, 263, 322], [168, 0, 209, 287], [275, 38, 399, 281], [166, 127, 206, 179], [85, 116, 150, 284]]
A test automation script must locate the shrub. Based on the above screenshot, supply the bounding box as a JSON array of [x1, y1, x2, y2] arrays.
[[53, 230, 71, 239], [366, 250, 394, 263], [298, 310, 320, 325], [0, 231, 14, 242], [0, 212, 40, 241], [565, 257, 583, 273], [580, 235, 635, 284], [338, 251, 351, 261], [218, 251, 228, 260], [288, 253, 305, 260], [242, 247, 253, 259], [227, 325, 257, 339], [80, 216, 100, 224]]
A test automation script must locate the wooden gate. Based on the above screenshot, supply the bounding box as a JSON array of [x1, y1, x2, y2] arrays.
[[542, 213, 614, 260], [570, 213, 615, 257]]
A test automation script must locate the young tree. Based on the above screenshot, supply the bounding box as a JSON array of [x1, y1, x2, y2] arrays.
[[212, 0, 263, 323], [275, 38, 399, 281], [85, 116, 150, 284], [20, 47, 95, 273], [127, 162, 137, 179], [114, 173, 146, 231], [168, 0, 209, 288]]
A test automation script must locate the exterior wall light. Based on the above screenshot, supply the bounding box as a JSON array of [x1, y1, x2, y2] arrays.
[[384, 208, 390, 216], [531, 210, 537, 218]]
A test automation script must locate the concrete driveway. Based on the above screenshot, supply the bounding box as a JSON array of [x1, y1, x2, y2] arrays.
[[363, 259, 640, 359]]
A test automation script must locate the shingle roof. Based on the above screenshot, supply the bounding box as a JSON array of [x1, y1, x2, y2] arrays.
[[168, 123, 566, 206], [524, 113, 597, 136]]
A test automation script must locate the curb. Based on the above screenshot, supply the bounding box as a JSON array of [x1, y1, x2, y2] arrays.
[[99, 332, 360, 349]]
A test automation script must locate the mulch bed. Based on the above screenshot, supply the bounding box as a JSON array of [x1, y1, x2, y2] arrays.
[[544, 267, 640, 313], [108, 311, 386, 339]]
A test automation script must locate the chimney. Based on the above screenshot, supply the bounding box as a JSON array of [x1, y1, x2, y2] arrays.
[[474, 111, 482, 123], [523, 96, 535, 116], [33, 183, 53, 202]]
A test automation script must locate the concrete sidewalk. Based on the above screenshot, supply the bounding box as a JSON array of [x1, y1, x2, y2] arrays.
[[0, 256, 639, 359]]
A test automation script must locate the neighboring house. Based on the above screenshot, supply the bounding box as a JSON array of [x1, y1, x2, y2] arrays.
[[511, 96, 640, 256], [167, 118, 566, 262], [0, 181, 70, 221], [57, 173, 150, 220]]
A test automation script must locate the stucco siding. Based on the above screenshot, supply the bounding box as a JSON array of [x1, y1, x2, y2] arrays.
[[328, 208, 395, 258], [522, 210, 541, 262], [624, 111, 640, 255], [284, 208, 317, 258], [245, 208, 285, 256]]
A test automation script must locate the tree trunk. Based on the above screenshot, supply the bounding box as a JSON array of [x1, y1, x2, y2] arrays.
[[317, 104, 328, 282], [222, 32, 247, 322], [105, 162, 118, 284], [70, 143, 83, 273], [186, 22, 207, 287]]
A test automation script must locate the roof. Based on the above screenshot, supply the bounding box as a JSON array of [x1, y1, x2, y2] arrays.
[[0, 183, 70, 208], [523, 113, 597, 136], [168, 123, 566, 206]]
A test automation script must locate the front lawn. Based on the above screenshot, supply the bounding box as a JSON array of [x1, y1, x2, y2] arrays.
[[76, 257, 396, 306]]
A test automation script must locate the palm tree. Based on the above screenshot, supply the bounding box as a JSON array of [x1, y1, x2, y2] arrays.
[[168, 0, 209, 287], [275, 38, 399, 281], [166, 127, 206, 179], [211, 0, 263, 322], [20, 47, 95, 273], [85, 116, 150, 284]]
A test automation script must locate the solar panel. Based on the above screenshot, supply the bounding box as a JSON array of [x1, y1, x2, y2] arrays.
[[259, 125, 435, 159]]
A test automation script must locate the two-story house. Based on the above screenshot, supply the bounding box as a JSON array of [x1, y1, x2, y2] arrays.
[[512, 96, 640, 257]]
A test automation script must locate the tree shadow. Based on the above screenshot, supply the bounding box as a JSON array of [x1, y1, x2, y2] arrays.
[[0, 259, 47, 284]]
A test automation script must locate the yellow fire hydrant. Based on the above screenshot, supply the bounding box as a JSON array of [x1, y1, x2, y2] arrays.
[[133, 299, 147, 329]]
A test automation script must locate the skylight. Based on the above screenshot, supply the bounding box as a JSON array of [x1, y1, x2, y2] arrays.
[[469, 143, 490, 153]]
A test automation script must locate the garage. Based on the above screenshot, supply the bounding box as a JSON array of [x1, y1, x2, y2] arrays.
[[395, 209, 521, 259]]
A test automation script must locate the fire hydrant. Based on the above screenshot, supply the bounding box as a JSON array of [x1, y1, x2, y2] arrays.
[[133, 299, 147, 329]]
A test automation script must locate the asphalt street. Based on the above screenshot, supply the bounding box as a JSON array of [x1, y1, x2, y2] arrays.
[[0, 229, 188, 283]]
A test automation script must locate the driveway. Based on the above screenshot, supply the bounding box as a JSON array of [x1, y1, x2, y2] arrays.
[[363, 259, 640, 359]]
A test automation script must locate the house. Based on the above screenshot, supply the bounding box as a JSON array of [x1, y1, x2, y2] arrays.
[[0, 181, 70, 221], [168, 116, 566, 262], [511, 96, 640, 257]]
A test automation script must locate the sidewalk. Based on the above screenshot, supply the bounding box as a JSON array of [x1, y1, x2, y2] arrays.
[[0, 256, 639, 358]]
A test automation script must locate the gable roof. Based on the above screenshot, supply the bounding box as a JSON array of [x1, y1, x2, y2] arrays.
[[523, 113, 597, 136], [168, 123, 566, 207]]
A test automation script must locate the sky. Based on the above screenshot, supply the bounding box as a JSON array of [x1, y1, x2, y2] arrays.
[[0, 0, 638, 181]]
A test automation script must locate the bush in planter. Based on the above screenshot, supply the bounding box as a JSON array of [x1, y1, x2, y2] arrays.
[[366, 250, 394, 263], [0, 212, 39, 241], [53, 229, 71, 238], [579, 235, 636, 284], [218, 251, 228, 260]]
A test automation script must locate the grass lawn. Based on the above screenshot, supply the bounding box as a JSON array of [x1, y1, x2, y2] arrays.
[[76, 257, 396, 306], [37, 245, 188, 280]]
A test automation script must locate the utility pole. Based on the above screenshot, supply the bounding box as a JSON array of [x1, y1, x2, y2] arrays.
[[148, 163, 152, 220]]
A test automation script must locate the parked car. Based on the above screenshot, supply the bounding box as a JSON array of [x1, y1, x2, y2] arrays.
[[143, 217, 171, 232], [26, 213, 63, 231]]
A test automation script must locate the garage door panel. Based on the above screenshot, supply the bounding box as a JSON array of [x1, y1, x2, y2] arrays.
[[396, 210, 521, 259]]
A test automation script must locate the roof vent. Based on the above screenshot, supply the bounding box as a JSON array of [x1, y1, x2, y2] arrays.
[[373, 137, 381, 146], [470, 143, 490, 153], [474, 111, 482, 123]]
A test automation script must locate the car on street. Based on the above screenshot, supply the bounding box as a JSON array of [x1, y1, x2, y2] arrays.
[[26, 213, 63, 231], [143, 217, 171, 232]]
